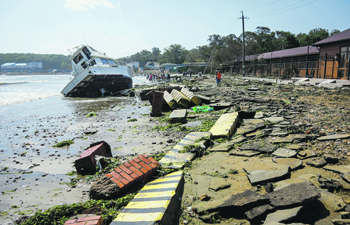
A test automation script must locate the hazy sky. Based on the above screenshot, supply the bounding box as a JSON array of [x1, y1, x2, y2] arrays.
[[0, 0, 349, 59]]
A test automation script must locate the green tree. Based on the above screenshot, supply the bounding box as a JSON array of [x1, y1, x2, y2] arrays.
[[162, 44, 187, 64]]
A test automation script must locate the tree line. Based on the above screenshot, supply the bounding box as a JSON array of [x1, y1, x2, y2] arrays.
[[0, 53, 71, 71], [116, 27, 341, 68]]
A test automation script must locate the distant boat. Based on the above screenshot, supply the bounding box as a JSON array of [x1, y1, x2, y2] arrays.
[[61, 45, 132, 97]]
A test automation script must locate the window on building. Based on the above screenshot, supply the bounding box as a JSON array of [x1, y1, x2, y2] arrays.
[[89, 60, 96, 67], [73, 53, 84, 64], [107, 59, 117, 65]]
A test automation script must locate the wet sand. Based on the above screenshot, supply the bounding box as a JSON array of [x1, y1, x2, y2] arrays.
[[0, 93, 175, 224]]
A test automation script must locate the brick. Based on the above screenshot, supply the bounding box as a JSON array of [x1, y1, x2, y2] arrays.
[[129, 166, 143, 178], [148, 162, 157, 170], [77, 216, 102, 222], [124, 162, 132, 168], [138, 155, 151, 164], [105, 174, 112, 178], [64, 219, 77, 224], [72, 222, 85, 225], [111, 177, 125, 189], [110, 171, 124, 181], [139, 161, 152, 171], [115, 167, 123, 173], [120, 178, 130, 186], [129, 160, 142, 169], [85, 221, 99, 225], [120, 165, 133, 175], [148, 157, 159, 166], [133, 157, 141, 163], [120, 172, 134, 184], [130, 173, 139, 182]]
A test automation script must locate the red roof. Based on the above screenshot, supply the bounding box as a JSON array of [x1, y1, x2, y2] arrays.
[[313, 28, 350, 46], [235, 45, 319, 62]]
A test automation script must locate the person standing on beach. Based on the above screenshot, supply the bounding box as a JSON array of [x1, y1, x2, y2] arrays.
[[216, 69, 222, 86]]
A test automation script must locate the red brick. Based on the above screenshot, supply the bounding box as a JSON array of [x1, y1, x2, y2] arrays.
[[148, 163, 157, 170], [105, 174, 112, 178], [139, 161, 152, 171], [138, 155, 151, 164], [124, 162, 132, 168], [120, 172, 134, 184], [120, 178, 130, 186], [139, 166, 148, 174], [64, 219, 77, 224], [120, 165, 133, 175], [111, 177, 125, 189], [110, 171, 124, 181], [77, 216, 102, 222], [133, 157, 141, 163], [115, 167, 123, 173], [129, 166, 144, 178], [148, 157, 159, 166], [129, 160, 142, 169], [130, 173, 139, 182]]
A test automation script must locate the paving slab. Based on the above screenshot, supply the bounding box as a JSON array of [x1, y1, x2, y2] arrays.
[[254, 111, 264, 119], [209, 142, 233, 152], [236, 123, 265, 136], [297, 150, 317, 159], [209, 112, 239, 139], [274, 178, 308, 190], [317, 134, 350, 141], [263, 117, 284, 123], [209, 177, 231, 191], [306, 158, 328, 168], [169, 109, 187, 124], [323, 165, 350, 175], [244, 159, 290, 174], [247, 169, 290, 185], [229, 150, 261, 157], [229, 136, 247, 144], [319, 191, 346, 212], [272, 148, 297, 158], [272, 158, 303, 170], [110, 171, 183, 225], [159, 132, 211, 169], [264, 206, 302, 224]]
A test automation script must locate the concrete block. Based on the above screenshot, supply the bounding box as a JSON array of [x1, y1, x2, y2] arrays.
[[209, 112, 239, 139], [169, 109, 187, 124], [110, 171, 184, 225], [181, 87, 201, 105], [171, 89, 191, 108], [163, 91, 179, 109]]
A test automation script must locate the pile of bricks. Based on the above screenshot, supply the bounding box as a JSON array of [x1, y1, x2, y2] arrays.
[[106, 154, 159, 191], [64, 215, 103, 225]]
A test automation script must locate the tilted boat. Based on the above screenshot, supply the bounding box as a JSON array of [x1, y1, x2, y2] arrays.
[[61, 45, 132, 97]]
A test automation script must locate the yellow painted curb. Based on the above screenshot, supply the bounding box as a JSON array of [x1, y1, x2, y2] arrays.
[[209, 112, 239, 138]]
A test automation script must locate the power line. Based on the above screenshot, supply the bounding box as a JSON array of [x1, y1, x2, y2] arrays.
[[252, 0, 318, 18], [250, 0, 307, 17], [245, 0, 282, 11]]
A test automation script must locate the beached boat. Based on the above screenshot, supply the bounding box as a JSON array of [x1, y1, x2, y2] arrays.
[[61, 45, 132, 97]]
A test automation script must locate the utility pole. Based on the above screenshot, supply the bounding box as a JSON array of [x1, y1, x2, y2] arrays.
[[239, 11, 248, 76]]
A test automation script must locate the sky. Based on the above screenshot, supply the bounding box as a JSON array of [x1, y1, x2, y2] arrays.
[[0, 0, 349, 59]]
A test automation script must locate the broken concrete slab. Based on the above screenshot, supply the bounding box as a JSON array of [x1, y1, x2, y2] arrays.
[[274, 178, 308, 191], [271, 134, 308, 144], [306, 158, 328, 168], [323, 155, 339, 164], [181, 87, 201, 105], [263, 117, 284, 123], [266, 182, 320, 208], [229, 150, 261, 157], [209, 177, 231, 191], [247, 170, 290, 185], [159, 132, 211, 169], [163, 90, 179, 109], [244, 159, 290, 174], [254, 111, 264, 119], [323, 165, 350, 175], [239, 142, 260, 151], [297, 150, 317, 159], [264, 206, 302, 224], [193, 190, 269, 215], [196, 95, 211, 104], [209, 112, 239, 139], [246, 130, 265, 137], [341, 174, 350, 184], [244, 119, 265, 125], [246, 204, 274, 220], [236, 123, 265, 136], [229, 136, 247, 144], [171, 89, 191, 108], [317, 134, 350, 141], [319, 191, 346, 212], [209, 142, 233, 152], [272, 148, 297, 158], [169, 109, 187, 124], [272, 158, 303, 170]]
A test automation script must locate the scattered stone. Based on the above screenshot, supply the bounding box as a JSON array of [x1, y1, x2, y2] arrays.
[[272, 148, 297, 158], [323, 165, 350, 175], [263, 117, 284, 123], [239, 143, 260, 151], [306, 158, 328, 168], [229, 150, 261, 157], [286, 144, 303, 150], [254, 111, 264, 119], [319, 191, 346, 212], [323, 155, 339, 164], [264, 206, 303, 224], [244, 159, 290, 174], [247, 170, 290, 185], [236, 123, 265, 136], [209, 142, 232, 152], [297, 150, 317, 159], [246, 204, 274, 220], [265, 182, 274, 193], [229, 136, 247, 144], [267, 182, 320, 208], [341, 174, 350, 184], [272, 158, 303, 170], [258, 145, 276, 153], [274, 178, 309, 191], [209, 177, 231, 191], [331, 219, 350, 225], [316, 134, 350, 141]]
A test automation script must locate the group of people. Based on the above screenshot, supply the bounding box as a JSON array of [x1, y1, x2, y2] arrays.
[[146, 73, 171, 82]]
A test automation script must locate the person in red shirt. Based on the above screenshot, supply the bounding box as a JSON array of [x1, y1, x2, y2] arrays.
[[216, 69, 222, 86]]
